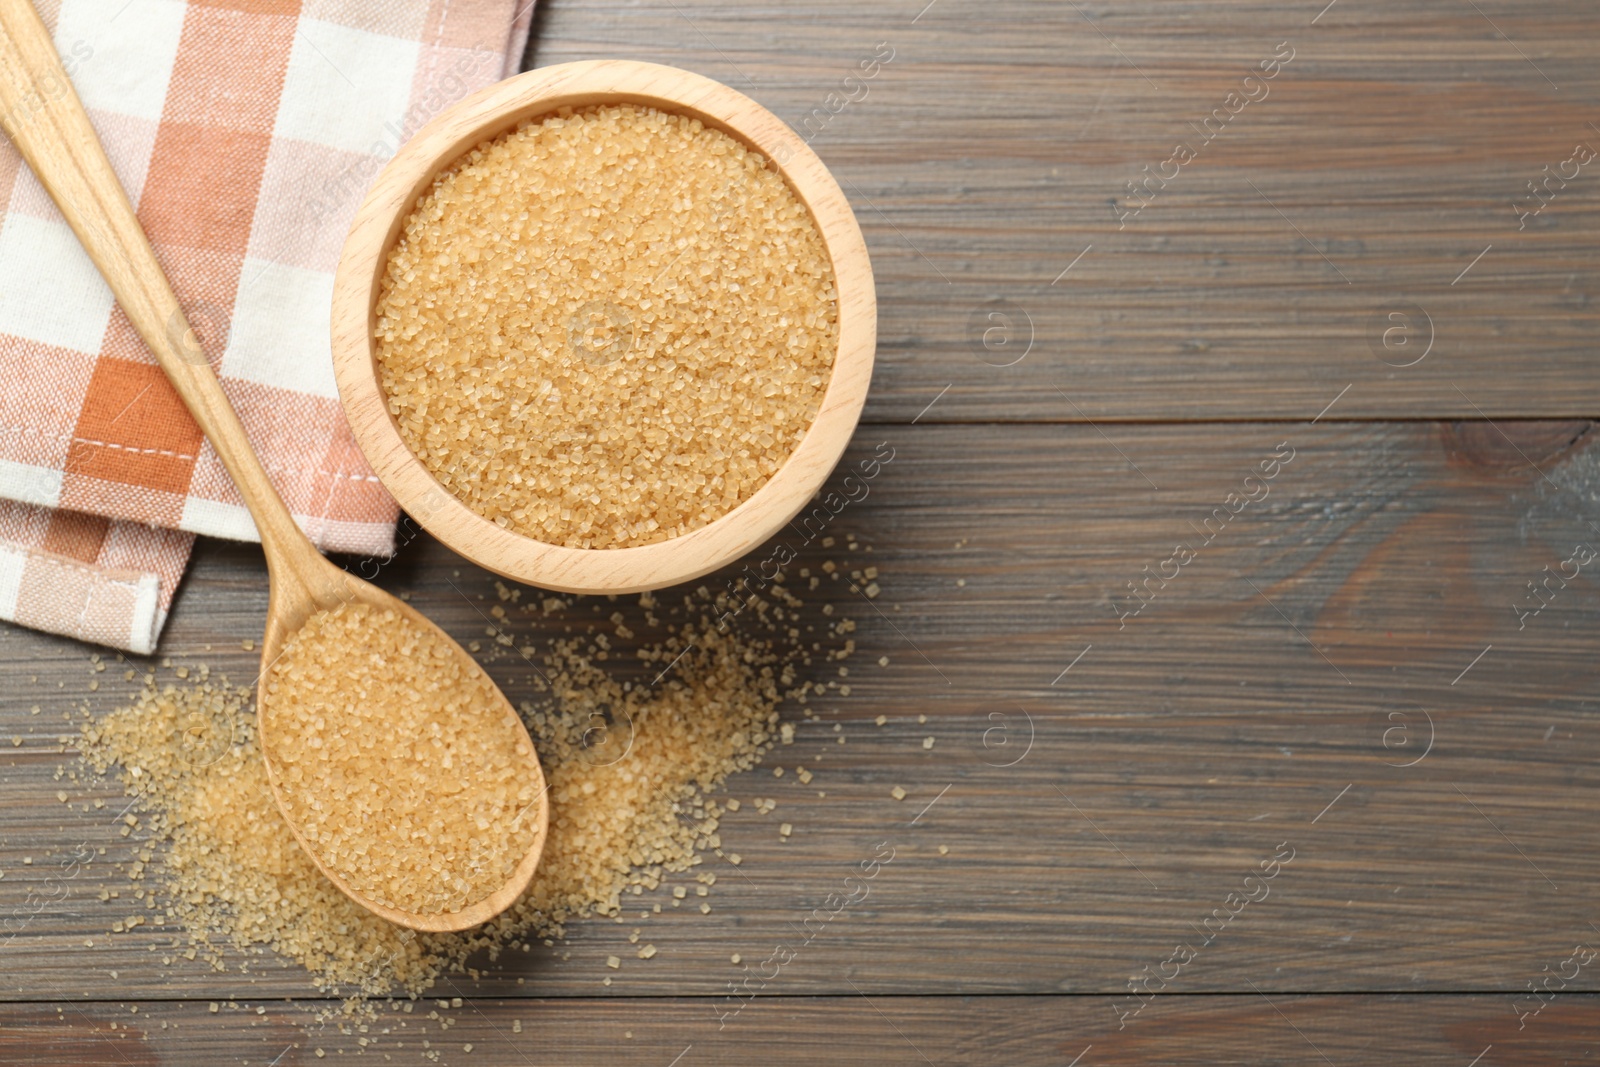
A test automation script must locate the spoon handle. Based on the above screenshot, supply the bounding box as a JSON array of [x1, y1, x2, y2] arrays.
[[0, 0, 310, 567]]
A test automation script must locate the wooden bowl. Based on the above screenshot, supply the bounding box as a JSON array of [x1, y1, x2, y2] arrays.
[[331, 60, 875, 594]]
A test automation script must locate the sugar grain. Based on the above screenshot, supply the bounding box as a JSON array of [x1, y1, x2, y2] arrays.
[[261, 603, 541, 916], [376, 104, 838, 549]]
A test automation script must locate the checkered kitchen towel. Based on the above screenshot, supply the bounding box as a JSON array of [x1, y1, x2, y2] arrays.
[[0, 0, 533, 654]]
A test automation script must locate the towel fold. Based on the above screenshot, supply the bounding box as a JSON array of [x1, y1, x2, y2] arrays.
[[0, 0, 534, 653]]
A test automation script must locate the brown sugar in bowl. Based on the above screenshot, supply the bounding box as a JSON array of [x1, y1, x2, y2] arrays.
[[331, 60, 875, 594]]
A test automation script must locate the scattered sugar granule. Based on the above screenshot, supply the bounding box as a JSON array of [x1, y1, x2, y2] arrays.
[[938, 845, 949, 855], [890, 786, 907, 801], [731, 953, 742, 964], [374, 103, 839, 550], [638, 945, 657, 960], [77, 560, 862, 1003], [606, 956, 621, 970], [779, 823, 792, 839], [875, 715, 887, 727], [923, 737, 935, 750]]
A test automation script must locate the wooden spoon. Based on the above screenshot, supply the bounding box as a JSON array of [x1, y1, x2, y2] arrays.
[[0, 0, 547, 932]]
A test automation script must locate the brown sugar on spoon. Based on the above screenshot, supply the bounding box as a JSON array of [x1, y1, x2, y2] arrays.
[[260, 603, 543, 916], [373, 103, 839, 550]]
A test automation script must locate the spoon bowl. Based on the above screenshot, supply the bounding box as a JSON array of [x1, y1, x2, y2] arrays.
[[256, 548, 549, 932], [0, 0, 547, 933]]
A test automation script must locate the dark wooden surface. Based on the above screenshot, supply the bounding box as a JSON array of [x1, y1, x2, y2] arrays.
[[526, 0, 1600, 424], [6, 0, 1600, 1062], [5, 995, 1600, 1065]]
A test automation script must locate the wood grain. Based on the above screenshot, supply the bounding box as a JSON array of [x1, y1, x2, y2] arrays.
[[532, 0, 1600, 422], [3, 994, 1598, 1066], [8, 0, 1600, 1058], [5, 423, 1600, 1004]]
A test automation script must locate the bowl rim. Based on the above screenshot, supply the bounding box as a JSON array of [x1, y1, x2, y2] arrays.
[[331, 59, 876, 594]]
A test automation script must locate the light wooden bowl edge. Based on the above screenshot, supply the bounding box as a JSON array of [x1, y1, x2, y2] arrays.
[[331, 60, 876, 594]]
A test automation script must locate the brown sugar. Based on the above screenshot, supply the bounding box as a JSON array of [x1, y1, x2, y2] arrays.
[[260, 603, 541, 916], [374, 103, 839, 549], [79, 551, 876, 1002], [79, 618, 778, 996], [509, 618, 778, 933], [81, 681, 445, 991]]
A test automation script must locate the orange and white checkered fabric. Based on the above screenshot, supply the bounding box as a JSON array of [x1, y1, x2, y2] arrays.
[[0, 0, 533, 653]]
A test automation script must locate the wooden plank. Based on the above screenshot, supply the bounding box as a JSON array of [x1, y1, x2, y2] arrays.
[[1, 994, 1596, 1066], [531, 0, 1600, 421], [4, 423, 1600, 1001]]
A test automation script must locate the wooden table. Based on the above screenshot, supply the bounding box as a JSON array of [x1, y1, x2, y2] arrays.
[[5, 0, 1600, 1062]]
